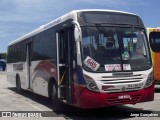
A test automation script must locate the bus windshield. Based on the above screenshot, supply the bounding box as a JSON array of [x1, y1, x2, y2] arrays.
[[81, 26, 151, 72]]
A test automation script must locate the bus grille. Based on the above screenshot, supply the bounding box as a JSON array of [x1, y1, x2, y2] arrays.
[[107, 94, 141, 105], [97, 74, 146, 93], [101, 74, 145, 84]]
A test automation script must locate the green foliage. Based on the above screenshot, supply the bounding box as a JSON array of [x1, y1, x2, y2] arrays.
[[0, 53, 7, 59]]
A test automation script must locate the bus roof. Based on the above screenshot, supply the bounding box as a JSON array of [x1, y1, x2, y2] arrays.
[[147, 27, 160, 32], [9, 9, 138, 46]]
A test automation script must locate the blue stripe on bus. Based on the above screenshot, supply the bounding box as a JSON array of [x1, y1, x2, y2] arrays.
[[77, 68, 86, 85]]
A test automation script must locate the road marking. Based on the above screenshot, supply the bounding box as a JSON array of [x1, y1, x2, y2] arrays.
[[2, 89, 43, 111], [2, 89, 15, 97], [25, 100, 43, 111]]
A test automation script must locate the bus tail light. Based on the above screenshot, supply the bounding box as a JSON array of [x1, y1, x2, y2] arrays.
[[84, 74, 100, 92], [145, 72, 154, 88]]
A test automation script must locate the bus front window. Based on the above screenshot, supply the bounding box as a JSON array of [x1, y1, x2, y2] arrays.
[[81, 27, 151, 72]]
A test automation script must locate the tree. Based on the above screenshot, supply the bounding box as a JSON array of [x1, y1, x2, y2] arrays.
[[0, 53, 7, 59]]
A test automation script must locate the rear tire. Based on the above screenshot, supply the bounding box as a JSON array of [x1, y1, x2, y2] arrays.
[[16, 76, 22, 94]]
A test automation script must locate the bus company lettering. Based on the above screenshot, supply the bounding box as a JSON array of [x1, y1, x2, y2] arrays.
[[123, 64, 131, 71], [105, 64, 131, 71], [43, 18, 61, 29], [105, 64, 121, 71], [13, 63, 23, 71]]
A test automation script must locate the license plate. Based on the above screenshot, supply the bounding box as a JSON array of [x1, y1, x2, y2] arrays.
[[128, 83, 144, 88], [118, 95, 131, 99]]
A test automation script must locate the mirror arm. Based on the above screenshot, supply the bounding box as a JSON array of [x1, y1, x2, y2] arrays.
[[72, 21, 82, 66], [72, 21, 81, 29], [72, 21, 82, 41]]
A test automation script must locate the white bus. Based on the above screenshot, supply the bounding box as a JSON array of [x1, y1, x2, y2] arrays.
[[7, 9, 160, 109]]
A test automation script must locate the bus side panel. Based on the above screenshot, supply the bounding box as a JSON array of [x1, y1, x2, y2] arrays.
[[7, 63, 16, 86], [154, 53, 160, 81], [7, 62, 28, 90], [72, 68, 87, 106], [31, 60, 57, 97]]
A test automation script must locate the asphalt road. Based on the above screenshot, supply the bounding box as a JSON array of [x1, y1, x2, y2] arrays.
[[0, 72, 160, 120]]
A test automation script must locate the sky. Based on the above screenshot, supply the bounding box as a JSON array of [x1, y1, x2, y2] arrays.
[[0, 0, 160, 53]]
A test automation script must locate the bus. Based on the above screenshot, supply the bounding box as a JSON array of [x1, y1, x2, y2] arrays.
[[7, 9, 160, 109], [147, 28, 160, 82]]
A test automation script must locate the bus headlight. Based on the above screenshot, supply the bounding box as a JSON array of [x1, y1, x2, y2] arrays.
[[145, 72, 154, 88], [84, 74, 100, 92]]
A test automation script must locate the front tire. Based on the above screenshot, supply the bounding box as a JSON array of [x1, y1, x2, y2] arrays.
[[50, 81, 61, 111], [16, 76, 22, 94]]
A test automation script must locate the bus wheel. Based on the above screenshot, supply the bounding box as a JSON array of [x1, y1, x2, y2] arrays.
[[50, 82, 60, 110], [16, 76, 22, 94]]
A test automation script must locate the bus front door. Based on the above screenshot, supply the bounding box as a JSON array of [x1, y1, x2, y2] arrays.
[[56, 27, 74, 103], [26, 42, 32, 89]]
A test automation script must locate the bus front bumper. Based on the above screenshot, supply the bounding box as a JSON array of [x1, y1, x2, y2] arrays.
[[75, 84, 154, 109]]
